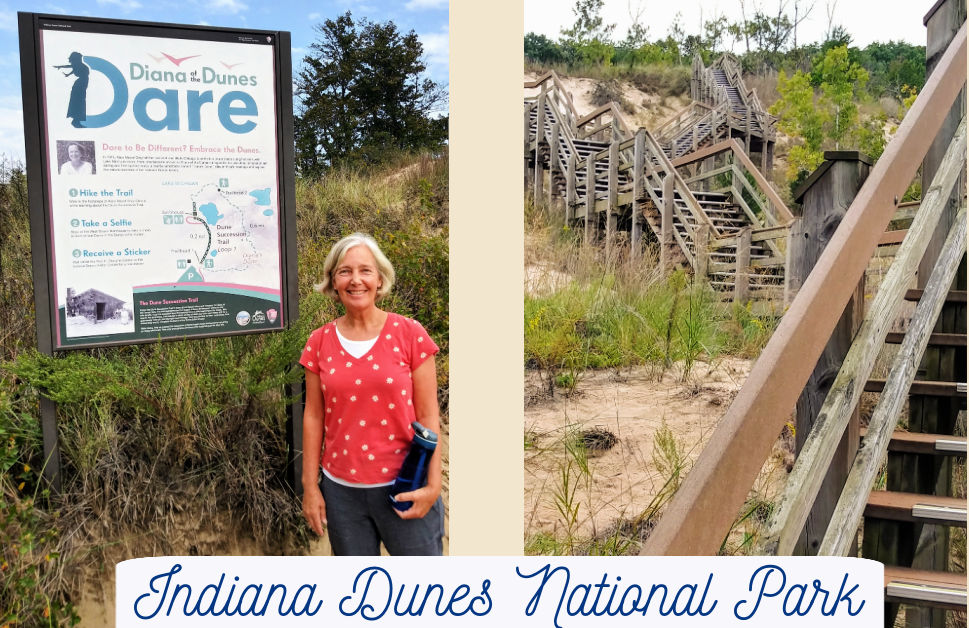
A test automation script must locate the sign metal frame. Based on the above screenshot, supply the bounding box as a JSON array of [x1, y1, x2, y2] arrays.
[[18, 12, 300, 490]]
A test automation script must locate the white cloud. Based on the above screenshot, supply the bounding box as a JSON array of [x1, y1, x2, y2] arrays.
[[0, 99, 25, 166], [0, 9, 16, 30], [308, 12, 321, 21], [94, 0, 143, 13], [405, 0, 447, 10], [419, 28, 448, 68], [203, 0, 248, 15]]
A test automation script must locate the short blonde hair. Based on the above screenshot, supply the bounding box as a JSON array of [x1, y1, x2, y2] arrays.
[[314, 233, 395, 301]]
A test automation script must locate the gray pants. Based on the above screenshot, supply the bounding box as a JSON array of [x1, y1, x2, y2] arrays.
[[321, 475, 444, 556]]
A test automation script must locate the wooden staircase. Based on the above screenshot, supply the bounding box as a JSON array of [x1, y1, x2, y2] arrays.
[[525, 71, 792, 302], [862, 284, 967, 619], [756, 113, 967, 623], [638, 11, 967, 625], [654, 53, 777, 171]]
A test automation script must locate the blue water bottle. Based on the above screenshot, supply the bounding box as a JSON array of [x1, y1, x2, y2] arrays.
[[389, 421, 437, 511]]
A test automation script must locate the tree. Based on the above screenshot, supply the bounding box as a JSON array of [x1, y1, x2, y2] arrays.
[[525, 32, 566, 65], [772, 68, 825, 178], [614, 1, 650, 67], [560, 0, 616, 66], [295, 12, 447, 176], [816, 45, 868, 149], [560, 0, 615, 45], [771, 45, 875, 182]]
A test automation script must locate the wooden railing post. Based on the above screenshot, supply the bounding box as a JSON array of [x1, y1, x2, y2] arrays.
[[536, 91, 546, 139], [634, 129, 646, 198], [566, 153, 576, 223], [787, 151, 871, 554], [548, 120, 561, 209], [533, 148, 544, 210], [607, 141, 619, 259], [524, 102, 532, 188], [585, 153, 595, 244], [920, 0, 967, 285], [695, 224, 710, 280], [733, 227, 751, 304], [533, 92, 547, 210], [632, 130, 646, 261], [660, 174, 675, 274]]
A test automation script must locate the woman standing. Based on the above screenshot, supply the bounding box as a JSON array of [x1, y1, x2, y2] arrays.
[[300, 233, 443, 555]]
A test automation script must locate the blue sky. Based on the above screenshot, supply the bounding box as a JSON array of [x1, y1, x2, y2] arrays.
[[0, 0, 449, 164]]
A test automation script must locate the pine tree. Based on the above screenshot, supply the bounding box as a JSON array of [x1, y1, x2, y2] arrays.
[[294, 12, 447, 176]]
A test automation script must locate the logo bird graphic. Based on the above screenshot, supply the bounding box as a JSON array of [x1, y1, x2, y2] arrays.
[[221, 61, 243, 69], [159, 52, 201, 66]]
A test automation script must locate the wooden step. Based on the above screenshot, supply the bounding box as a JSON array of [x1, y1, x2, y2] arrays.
[[884, 566, 967, 610], [865, 379, 967, 397], [865, 491, 966, 526], [904, 289, 967, 303], [860, 428, 967, 456], [884, 332, 966, 346]]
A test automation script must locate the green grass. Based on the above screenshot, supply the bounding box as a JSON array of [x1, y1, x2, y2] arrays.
[[524, 192, 780, 556], [525, 265, 774, 386]]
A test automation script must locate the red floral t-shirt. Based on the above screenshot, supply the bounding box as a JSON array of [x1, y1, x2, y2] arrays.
[[300, 313, 439, 484]]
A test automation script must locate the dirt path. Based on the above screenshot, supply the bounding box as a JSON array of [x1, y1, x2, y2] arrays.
[[525, 358, 793, 550]]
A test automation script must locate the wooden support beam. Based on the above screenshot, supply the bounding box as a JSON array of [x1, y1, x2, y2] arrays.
[[566, 153, 576, 223], [607, 141, 618, 259], [634, 130, 645, 198], [785, 153, 870, 555], [641, 24, 967, 556], [660, 174, 674, 274], [632, 130, 645, 261], [533, 148, 544, 210], [585, 153, 595, 244], [548, 120, 560, 209], [733, 227, 751, 304], [695, 224, 710, 280]]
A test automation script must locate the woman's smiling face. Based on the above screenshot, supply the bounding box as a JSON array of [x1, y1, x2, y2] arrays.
[[333, 245, 382, 311]]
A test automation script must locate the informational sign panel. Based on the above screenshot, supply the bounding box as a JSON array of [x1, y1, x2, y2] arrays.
[[20, 14, 297, 350]]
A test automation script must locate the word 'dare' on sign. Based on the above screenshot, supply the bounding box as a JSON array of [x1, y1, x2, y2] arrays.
[[80, 56, 258, 134]]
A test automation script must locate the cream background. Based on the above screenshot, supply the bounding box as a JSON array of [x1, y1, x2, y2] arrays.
[[449, 1, 525, 555]]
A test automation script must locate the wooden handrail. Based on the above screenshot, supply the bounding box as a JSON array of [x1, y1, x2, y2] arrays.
[[575, 103, 618, 127], [640, 21, 967, 556], [709, 223, 789, 249], [524, 70, 582, 127], [760, 117, 966, 555]]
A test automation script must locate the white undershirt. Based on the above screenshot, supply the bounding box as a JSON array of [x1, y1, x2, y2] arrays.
[[334, 325, 378, 359], [325, 325, 391, 487]]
